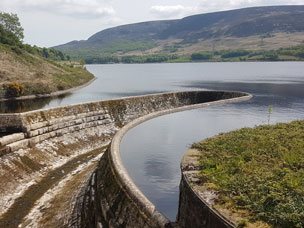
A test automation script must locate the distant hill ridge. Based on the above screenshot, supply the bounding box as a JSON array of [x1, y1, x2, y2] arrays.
[[54, 5, 304, 59]]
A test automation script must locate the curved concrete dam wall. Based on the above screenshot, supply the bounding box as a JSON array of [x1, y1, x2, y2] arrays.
[[0, 91, 251, 228]]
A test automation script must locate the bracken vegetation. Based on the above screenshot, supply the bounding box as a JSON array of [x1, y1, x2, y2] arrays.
[[192, 120, 304, 228]]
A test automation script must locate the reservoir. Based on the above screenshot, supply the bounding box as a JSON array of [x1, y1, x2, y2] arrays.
[[1, 62, 304, 220], [117, 62, 304, 220]]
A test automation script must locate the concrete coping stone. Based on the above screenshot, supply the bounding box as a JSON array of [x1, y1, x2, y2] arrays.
[[110, 91, 252, 226]]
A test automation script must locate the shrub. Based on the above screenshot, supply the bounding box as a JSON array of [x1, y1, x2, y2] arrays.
[[5, 81, 24, 97]]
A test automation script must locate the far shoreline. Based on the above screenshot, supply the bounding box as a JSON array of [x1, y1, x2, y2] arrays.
[[83, 59, 304, 65]]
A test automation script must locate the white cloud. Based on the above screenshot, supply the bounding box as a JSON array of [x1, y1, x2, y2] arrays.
[[150, 5, 199, 18], [149, 0, 304, 19], [0, 0, 116, 19], [197, 0, 304, 13]]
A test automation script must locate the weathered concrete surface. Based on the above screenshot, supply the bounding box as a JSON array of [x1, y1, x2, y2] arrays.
[[0, 91, 251, 228]]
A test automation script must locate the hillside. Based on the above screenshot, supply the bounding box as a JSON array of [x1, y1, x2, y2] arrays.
[[0, 45, 94, 99], [0, 12, 94, 100], [54, 5, 304, 60]]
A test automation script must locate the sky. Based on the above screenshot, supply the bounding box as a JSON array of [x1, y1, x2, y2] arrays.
[[1, 0, 304, 47]]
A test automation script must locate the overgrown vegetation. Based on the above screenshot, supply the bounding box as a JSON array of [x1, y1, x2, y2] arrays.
[[192, 120, 304, 228]]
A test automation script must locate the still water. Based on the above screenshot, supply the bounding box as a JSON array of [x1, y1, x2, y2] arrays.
[[117, 62, 304, 220], [2, 62, 304, 221]]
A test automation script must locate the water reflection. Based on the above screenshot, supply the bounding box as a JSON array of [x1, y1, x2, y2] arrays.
[[144, 155, 174, 182], [0, 94, 71, 113]]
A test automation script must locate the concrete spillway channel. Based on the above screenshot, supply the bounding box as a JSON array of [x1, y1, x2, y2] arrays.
[[0, 91, 251, 228]]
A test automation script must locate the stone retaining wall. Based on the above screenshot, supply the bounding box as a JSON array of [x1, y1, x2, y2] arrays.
[[178, 149, 235, 228], [0, 91, 252, 227]]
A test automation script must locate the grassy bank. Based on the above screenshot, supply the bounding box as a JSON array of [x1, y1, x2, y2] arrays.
[[192, 120, 304, 228], [0, 44, 94, 98]]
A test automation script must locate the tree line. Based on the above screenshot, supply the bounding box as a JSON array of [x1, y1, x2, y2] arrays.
[[85, 54, 179, 64], [190, 47, 304, 61]]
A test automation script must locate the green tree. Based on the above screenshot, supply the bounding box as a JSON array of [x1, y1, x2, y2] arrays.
[[0, 25, 20, 45], [0, 12, 24, 41]]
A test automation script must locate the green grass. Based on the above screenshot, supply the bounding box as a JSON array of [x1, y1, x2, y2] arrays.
[[192, 120, 304, 228]]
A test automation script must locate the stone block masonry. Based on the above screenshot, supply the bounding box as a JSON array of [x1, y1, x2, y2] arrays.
[[0, 91, 252, 228]]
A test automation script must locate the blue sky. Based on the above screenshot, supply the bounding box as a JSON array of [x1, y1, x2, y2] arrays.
[[1, 0, 304, 47]]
